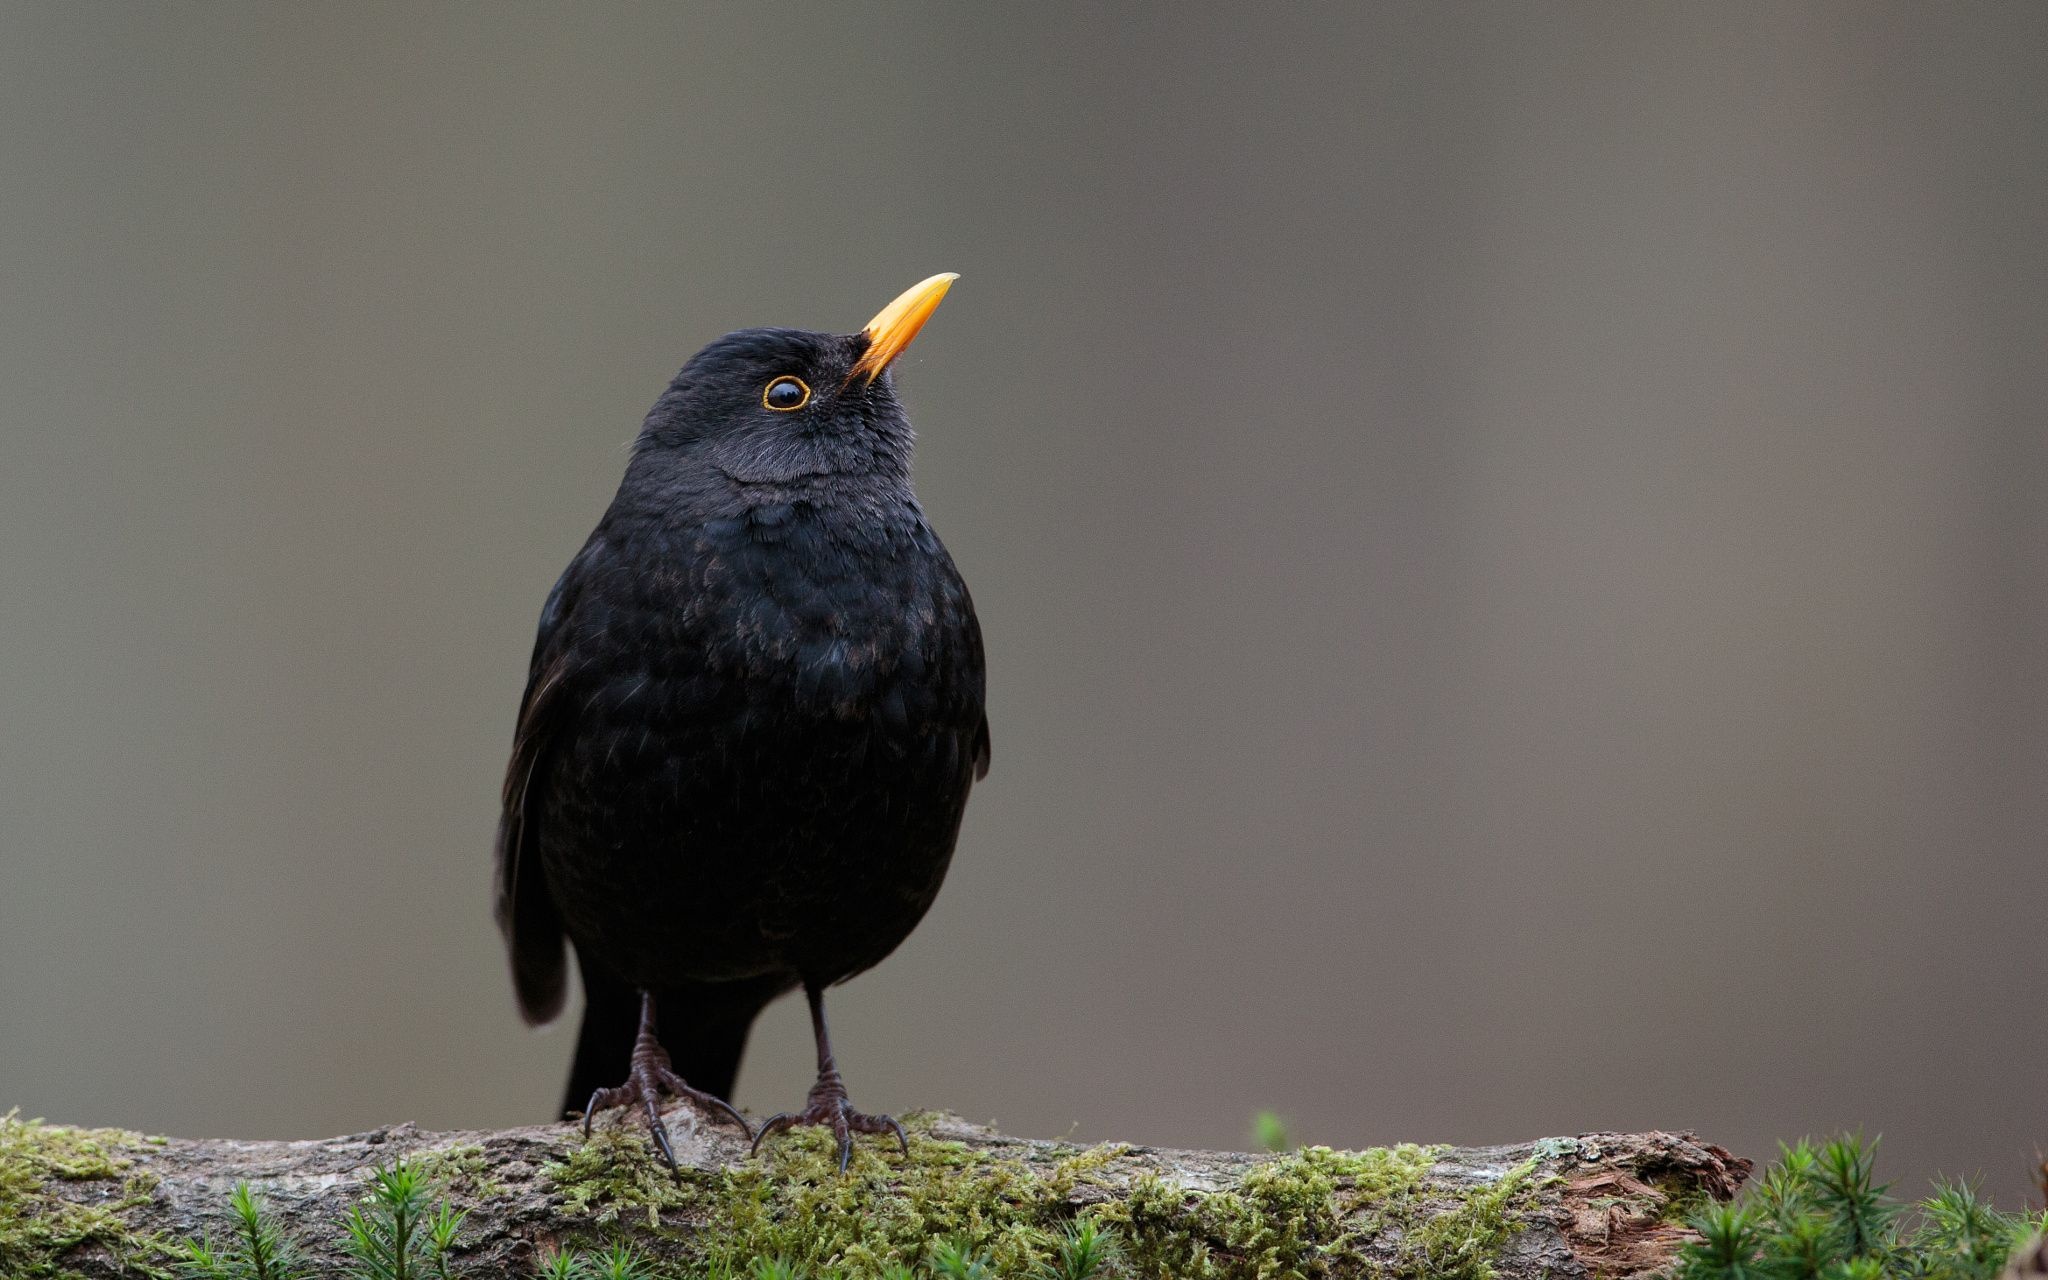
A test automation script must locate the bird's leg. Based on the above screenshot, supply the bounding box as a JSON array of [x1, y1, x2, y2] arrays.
[[751, 981, 908, 1172], [581, 989, 751, 1165]]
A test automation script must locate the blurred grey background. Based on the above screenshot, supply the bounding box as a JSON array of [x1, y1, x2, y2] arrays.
[[2, 3, 2044, 1208]]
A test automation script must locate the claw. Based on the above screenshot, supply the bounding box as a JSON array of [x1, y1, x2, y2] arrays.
[[578, 991, 753, 1167], [648, 1106, 678, 1167], [750, 1083, 906, 1171], [753, 983, 909, 1173], [658, 1065, 751, 1138], [750, 1111, 798, 1157]]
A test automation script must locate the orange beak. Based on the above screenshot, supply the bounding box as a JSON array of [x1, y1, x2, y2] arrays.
[[850, 272, 959, 384]]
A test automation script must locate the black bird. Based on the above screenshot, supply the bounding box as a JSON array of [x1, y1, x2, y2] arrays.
[[494, 275, 989, 1169]]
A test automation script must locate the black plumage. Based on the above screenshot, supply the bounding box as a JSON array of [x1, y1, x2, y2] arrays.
[[494, 280, 987, 1167]]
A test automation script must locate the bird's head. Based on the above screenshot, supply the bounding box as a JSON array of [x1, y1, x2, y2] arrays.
[[629, 273, 958, 493]]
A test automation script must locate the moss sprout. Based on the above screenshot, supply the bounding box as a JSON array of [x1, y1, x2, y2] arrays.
[[1252, 1114, 1294, 1156], [178, 1182, 309, 1280], [339, 1159, 467, 1280], [1675, 1136, 2044, 1280]]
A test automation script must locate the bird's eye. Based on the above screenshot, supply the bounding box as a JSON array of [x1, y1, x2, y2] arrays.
[[762, 376, 810, 411]]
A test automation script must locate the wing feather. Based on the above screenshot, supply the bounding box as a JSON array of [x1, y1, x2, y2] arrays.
[[492, 544, 596, 1025]]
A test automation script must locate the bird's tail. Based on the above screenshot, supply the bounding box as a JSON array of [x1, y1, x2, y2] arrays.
[[562, 962, 784, 1119]]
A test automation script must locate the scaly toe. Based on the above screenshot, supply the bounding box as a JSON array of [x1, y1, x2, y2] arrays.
[[654, 1066, 753, 1140], [580, 1061, 746, 1167], [751, 1093, 907, 1170]]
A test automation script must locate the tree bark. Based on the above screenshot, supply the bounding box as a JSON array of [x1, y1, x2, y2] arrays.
[[4, 1110, 1748, 1279]]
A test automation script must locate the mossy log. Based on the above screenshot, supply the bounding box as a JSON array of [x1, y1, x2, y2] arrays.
[[3, 1109, 1748, 1279]]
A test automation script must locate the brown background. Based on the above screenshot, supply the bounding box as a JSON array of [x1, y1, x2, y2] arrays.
[[2, 4, 2043, 1208]]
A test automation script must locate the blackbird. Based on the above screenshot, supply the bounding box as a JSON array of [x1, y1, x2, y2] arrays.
[[494, 274, 989, 1169]]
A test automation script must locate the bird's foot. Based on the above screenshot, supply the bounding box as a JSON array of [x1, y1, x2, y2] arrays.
[[750, 1070, 908, 1172], [581, 1034, 751, 1167]]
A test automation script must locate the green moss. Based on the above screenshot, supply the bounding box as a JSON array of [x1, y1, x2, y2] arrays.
[[716, 1127, 1044, 1276], [1092, 1144, 1449, 1279], [1388, 1160, 1537, 1280], [1039, 1141, 1133, 1203], [543, 1124, 701, 1230], [410, 1141, 506, 1198], [0, 1106, 1550, 1280], [538, 1119, 1534, 1280], [0, 1111, 169, 1280], [545, 1118, 1067, 1274]]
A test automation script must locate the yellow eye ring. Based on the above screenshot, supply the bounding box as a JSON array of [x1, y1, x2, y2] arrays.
[[762, 376, 811, 411]]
